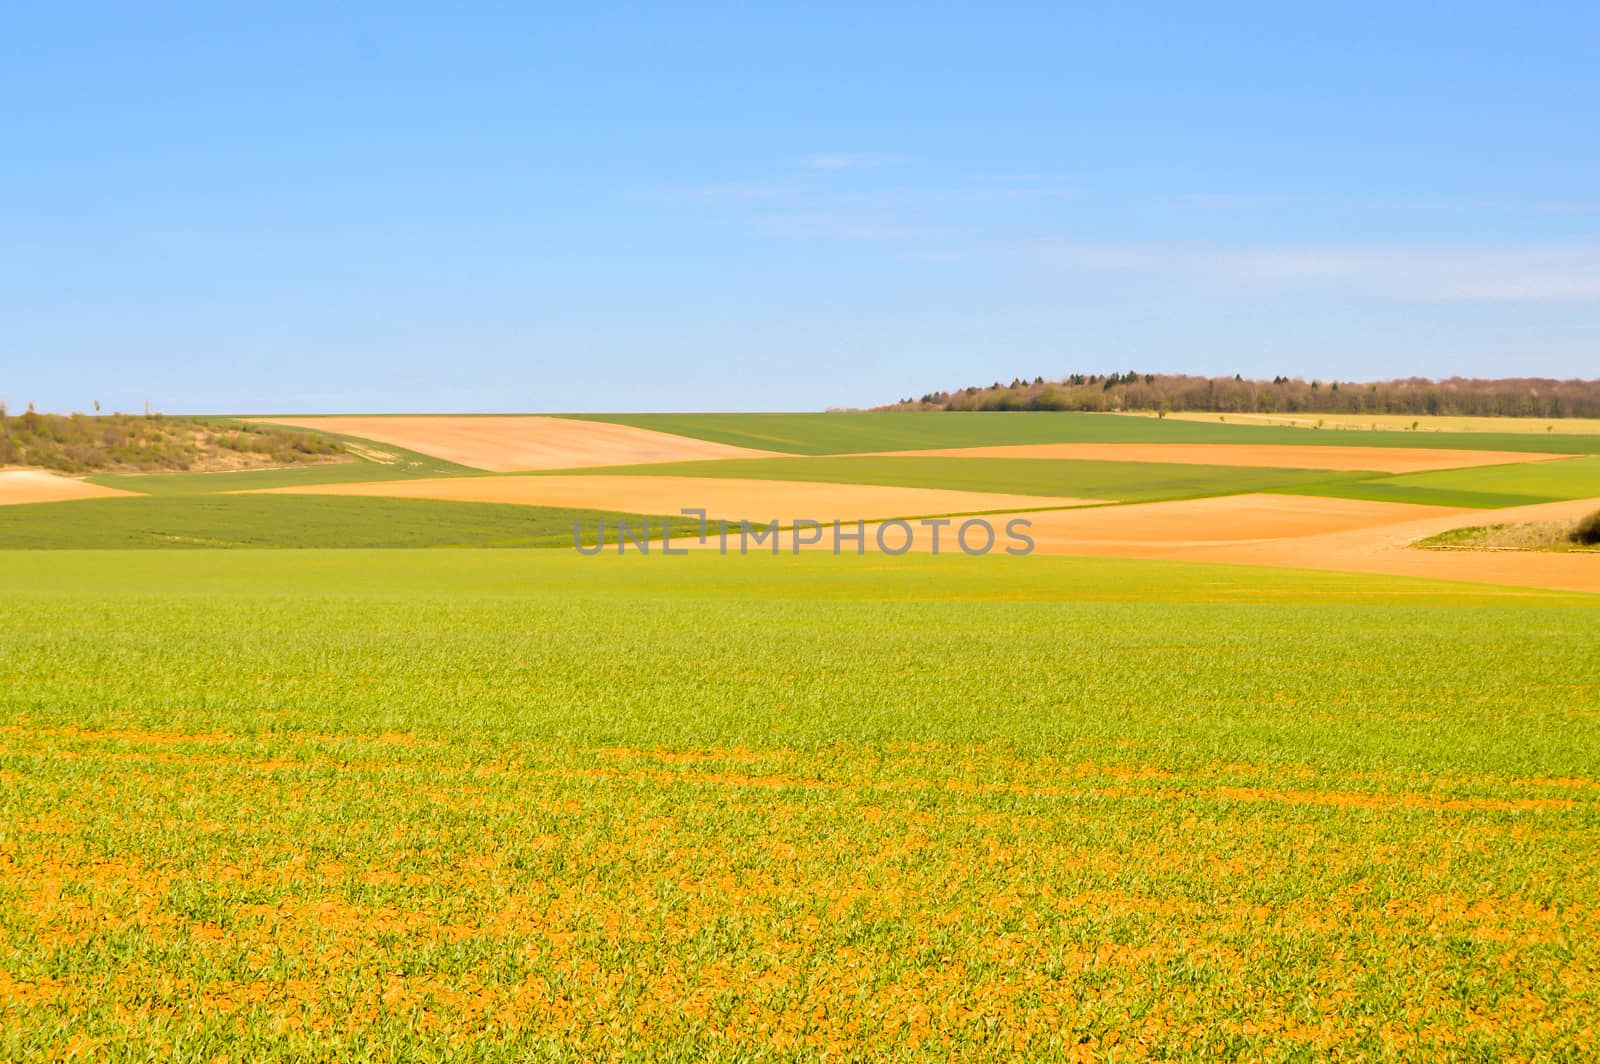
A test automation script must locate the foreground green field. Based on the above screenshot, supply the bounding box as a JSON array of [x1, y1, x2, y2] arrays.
[[3, 551, 1597, 1060], [573, 411, 1600, 457]]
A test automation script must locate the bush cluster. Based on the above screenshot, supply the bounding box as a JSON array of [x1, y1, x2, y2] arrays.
[[0, 409, 344, 473]]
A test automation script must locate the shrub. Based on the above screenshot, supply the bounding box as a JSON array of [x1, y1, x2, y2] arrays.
[[1573, 509, 1600, 546]]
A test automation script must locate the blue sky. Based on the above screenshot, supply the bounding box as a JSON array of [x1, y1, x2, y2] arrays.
[[4, 3, 1598, 414]]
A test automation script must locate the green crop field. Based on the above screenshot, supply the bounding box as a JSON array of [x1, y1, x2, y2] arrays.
[[531, 455, 1371, 503], [571, 411, 1600, 457], [3, 549, 1598, 1061], [0, 496, 693, 549]]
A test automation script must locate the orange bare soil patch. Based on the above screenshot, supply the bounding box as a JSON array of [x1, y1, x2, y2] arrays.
[[252, 475, 1102, 522], [1185, 495, 1600, 595], [678, 494, 1441, 555], [705, 492, 1600, 594], [247, 415, 782, 472], [1012, 495, 1600, 594], [1011, 493, 1446, 554], [863, 442, 1575, 473], [0, 470, 134, 506]]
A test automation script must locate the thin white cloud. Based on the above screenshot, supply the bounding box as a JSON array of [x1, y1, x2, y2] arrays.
[[648, 182, 801, 205], [1173, 192, 1600, 214], [644, 179, 1074, 212], [800, 153, 898, 170], [1023, 241, 1600, 303], [748, 213, 934, 243], [647, 169, 1600, 304]]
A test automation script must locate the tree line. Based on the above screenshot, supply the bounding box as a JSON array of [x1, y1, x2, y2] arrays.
[[881, 373, 1600, 418]]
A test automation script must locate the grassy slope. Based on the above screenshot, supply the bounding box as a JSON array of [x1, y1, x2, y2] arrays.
[[1281, 455, 1600, 509], [88, 434, 482, 495], [529, 454, 1370, 503], [572, 410, 1600, 456], [1, 550, 1597, 1059], [0, 411, 345, 473], [0, 496, 695, 549]]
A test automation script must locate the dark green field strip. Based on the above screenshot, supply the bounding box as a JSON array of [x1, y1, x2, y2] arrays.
[[89, 459, 448, 497], [1275, 481, 1560, 509], [89, 434, 484, 496], [0, 495, 694, 549], [1277, 455, 1600, 509], [569, 411, 1600, 456], [525, 454, 1371, 503]]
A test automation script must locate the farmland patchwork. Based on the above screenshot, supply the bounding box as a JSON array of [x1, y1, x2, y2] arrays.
[[3, 411, 1599, 1060]]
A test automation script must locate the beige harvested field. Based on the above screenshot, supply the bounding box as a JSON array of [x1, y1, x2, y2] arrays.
[[1151, 411, 1600, 434], [253, 475, 1102, 522], [868, 442, 1573, 472], [718, 493, 1600, 594], [248, 415, 783, 471], [0, 470, 134, 506]]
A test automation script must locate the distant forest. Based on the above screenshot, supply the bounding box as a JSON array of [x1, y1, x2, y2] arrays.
[[881, 373, 1600, 419]]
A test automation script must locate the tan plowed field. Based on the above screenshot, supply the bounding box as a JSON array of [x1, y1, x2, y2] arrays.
[[253, 474, 1103, 522], [740, 494, 1600, 594], [1003, 493, 1450, 554], [0, 470, 134, 506], [1183, 495, 1600, 594], [674, 495, 1442, 555], [865, 442, 1573, 472], [248, 415, 784, 471]]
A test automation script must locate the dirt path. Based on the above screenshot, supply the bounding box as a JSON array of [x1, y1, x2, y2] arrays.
[[0, 470, 134, 506], [247, 415, 785, 471], [862, 443, 1574, 472]]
